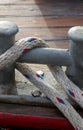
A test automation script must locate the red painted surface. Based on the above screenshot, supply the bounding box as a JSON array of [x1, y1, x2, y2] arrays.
[[0, 112, 75, 130]]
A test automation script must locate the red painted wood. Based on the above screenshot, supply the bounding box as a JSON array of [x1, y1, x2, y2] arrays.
[[0, 112, 75, 130]]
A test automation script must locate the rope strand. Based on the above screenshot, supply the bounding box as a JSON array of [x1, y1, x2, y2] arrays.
[[49, 65, 83, 108], [16, 63, 83, 130]]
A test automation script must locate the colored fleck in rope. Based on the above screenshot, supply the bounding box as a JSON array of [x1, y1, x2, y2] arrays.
[[49, 65, 83, 108], [16, 63, 83, 130], [0, 37, 47, 70]]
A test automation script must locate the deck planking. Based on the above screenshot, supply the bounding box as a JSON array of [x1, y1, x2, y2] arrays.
[[0, 0, 83, 48]]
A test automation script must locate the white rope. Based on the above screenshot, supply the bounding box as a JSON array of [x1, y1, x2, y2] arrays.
[[16, 63, 83, 130], [49, 65, 83, 108], [0, 37, 83, 129], [0, 37, 46, 70]]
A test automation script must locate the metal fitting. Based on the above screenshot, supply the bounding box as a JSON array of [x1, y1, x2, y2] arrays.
[[66, 26, 83, 89], [0, 21, 18, 94]]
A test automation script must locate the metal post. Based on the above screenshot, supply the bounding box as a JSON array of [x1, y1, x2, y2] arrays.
[[0, 21, 18, 94], [18, 48, 72, 66], [66, 26, 83, 89]]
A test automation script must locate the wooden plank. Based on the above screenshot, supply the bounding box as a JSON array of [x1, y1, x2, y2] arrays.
[[0, 2, 83, 17], [0, 103, 63, 117], [0, 0, 82, 50], [0, 0, 17, 4], [16, 27, 69, 40], [15, 28, 69, 49], [0, 16, 83, 27], [47, 40, 69, 49], [0, 0, 82, 5], [0, 103, 82, 117], [0, 0, 47, 4]]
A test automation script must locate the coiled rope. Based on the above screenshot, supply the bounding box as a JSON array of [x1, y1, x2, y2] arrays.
[[0, 37, 83, 129]]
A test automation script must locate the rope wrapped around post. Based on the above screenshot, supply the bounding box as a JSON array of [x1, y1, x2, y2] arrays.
[[0, 37, 47, 70], [0, 37, 83, 129]]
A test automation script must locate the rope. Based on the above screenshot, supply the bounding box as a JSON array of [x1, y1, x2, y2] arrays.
[[0, 37, 83, 129], [49, 65, 83, 108], [0, 37, 46, 70], [16, 63, 83, 130]]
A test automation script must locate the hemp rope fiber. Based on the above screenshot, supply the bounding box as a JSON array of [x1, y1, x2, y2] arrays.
[[0, 37, 83, 129]]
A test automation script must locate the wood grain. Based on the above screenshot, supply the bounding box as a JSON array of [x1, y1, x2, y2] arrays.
[[0, 17, 83, 27], [0, 0, 83, 48], [0, 3, 82, 17]]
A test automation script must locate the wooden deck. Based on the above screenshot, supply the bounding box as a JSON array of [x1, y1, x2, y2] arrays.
[[0, 0, 83, 49]]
